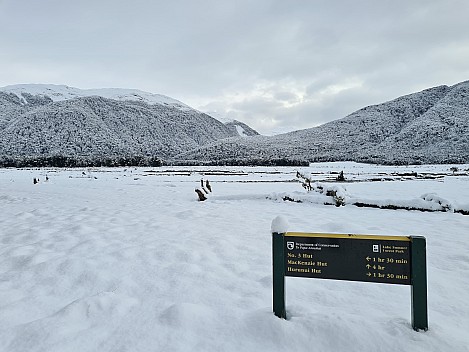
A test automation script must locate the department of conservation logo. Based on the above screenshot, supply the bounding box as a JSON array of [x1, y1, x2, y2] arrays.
[[286, 242, 295, 250]]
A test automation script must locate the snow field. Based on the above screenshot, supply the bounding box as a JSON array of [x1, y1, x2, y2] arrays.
[[1, 163, 468, 351]]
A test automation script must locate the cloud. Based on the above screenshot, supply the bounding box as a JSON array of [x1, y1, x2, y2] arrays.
[[1, 0, 469, 134], [200, 79, 379, 135]]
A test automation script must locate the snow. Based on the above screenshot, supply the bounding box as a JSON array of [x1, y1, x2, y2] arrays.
[[271, 215, 289, 234], [1, 162, 469, 352], [205, 111, 231, 123], [0, 85, 258, 161], [175, 81, 469, 164], [0, 93, 237, 160], [235, 124, 248, 137], [0, 84, 191, 110]]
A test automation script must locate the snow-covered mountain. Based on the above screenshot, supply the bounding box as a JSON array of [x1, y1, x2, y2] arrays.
[[0, 85, 260, 162], [0, 85, 259, 165], [0, 84, 191, 110], [175, 81, 469, 165], [223, 120, 259, 137], [1, 81, 468, 166], [203, 111, 260, 137]]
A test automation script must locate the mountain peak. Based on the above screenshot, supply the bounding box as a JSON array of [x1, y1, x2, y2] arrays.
[[174, 80, 469, 165], [1, 81, 467, 166], [0, 84, 191, 111]]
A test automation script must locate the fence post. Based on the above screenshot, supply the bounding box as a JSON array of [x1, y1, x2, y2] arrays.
[[411, 236, 428, 331], [272, 232, 286, 319]]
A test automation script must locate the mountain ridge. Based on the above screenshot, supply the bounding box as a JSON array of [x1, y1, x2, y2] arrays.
[[0, 84, 191, 110], [1, 81, 468, 166], [174, 81, 469, 165], [0, 88, 258, 166]]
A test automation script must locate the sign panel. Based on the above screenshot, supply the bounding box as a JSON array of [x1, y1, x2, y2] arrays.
[[284, 232, 411, 285]]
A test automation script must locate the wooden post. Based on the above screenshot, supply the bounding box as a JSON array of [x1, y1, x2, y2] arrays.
[[272, 232, 286, 319], [411, 236, 428, 331]]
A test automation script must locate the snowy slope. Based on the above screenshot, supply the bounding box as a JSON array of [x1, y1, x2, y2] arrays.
[[202, 112, 260, 137], [224, 119, 260, 137], [1, 81, 468, 165], [0, 84, 191, 110], [175, 81, 469, 164], [0, 95, 236, 159], [0, 84, 262, 163], [0, 163, 468, 351]]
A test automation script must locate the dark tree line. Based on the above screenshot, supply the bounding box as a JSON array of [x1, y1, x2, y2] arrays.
[[171, 158, 309, 167], [0, 155, 163, 168]]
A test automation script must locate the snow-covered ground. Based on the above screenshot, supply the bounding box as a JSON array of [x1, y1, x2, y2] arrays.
[[1, 162, 468, 352]]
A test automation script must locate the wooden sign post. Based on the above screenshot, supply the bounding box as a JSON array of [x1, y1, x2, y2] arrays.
[[272, 231, 428, 331]]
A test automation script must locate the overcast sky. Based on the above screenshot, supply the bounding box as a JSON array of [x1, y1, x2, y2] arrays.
[[1, 0, 468, 135]]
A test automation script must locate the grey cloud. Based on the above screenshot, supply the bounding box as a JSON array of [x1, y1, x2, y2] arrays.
[[1, 0, 469, 134], [273, 91, 298, 103]]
